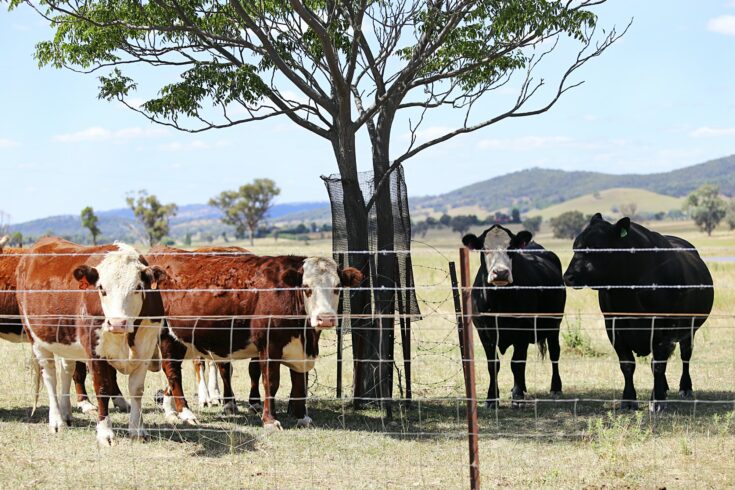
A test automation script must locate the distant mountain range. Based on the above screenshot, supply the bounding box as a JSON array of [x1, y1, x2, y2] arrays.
[[7, 154, 734, 242]]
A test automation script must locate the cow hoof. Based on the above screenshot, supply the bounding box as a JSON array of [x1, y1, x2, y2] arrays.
[[113, 396, 131, 413], [264, 420, 283, 432], [649, 401, 668, 413], [485, 399, 499, 409], [249, 402, 263, 414], [223, 401, 238, 415], [129, 428, 150, 442], [296, 416, 313, 429], [198, 399, 210, 409], [49, 417, 68, 434], [550, 391, 563, 400], [96, 418, 115, 446], [620, 400, 639, 411], [78, 400, 97, 414], [211, 392, 223, 406], [679, 390, 695, 400], [180, 408, 199, 425], [511, 400, 526, 410]]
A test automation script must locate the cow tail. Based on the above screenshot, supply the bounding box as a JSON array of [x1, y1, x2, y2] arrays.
[[30, 356, 41, 417], [536, 339, 548, 360]]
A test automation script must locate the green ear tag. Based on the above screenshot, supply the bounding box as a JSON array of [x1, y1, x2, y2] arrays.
[[620, 228, 628, 238]]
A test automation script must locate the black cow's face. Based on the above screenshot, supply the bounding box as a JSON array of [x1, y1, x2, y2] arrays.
[[463, 225, 532, 286], [563, 213, 631, 289]]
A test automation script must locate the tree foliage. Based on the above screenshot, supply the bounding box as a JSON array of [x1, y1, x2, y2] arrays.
[[209, 179, 280, 245], [522, 215, 543, 234], [550, 211, 587, 239], [126, 190, 178, 246], [80, 206, 101, 245], [684, 184, 727, 236]]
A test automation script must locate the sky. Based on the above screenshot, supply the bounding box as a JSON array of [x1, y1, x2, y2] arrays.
[[0, 1, 734, 223]]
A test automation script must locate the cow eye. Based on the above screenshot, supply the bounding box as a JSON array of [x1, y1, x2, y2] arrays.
[[333, 288, 340, 295], [98, 287, 107, 297], [304, 288, 313, 298]]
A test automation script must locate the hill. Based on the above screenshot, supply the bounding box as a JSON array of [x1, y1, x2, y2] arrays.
[[413, 154, 735, 213], [526, 188, 684, 220]]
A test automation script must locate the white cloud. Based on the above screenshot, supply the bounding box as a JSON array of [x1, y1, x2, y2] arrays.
[[707, 15, 735, 36], [158, 140, 210, 152], [52, 126, 168, 143], [477, 136, 573, 151], [0, 138, 19, 149], [689, 126, 735, 138]]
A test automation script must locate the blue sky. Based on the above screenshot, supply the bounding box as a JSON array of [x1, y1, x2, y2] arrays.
[[1, 1, 734, 223]]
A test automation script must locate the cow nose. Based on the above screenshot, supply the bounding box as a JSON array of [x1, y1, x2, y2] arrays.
[[316, 313, 338, 329], [106, 318, 129, 334], [493, 269, 509, 281]]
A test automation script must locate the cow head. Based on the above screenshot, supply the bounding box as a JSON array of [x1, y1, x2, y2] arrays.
[[563, 213, 631, 289], [73, 243, 167, 334], [462, 225, 533, 286], [281, 257, 363, 330]]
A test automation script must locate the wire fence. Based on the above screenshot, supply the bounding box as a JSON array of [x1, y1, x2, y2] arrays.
[[1, 243, 734, 488]]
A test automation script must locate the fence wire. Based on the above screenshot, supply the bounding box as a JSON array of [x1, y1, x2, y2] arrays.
[[0, 245, 734, 488]]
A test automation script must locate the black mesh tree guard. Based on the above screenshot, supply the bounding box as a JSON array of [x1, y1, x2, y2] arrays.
[[322, 165, 420, 408]]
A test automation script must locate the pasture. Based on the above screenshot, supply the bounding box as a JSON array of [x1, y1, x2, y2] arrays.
[[1, 222, 734, 488]]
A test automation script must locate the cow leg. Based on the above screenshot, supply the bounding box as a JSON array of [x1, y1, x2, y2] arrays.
[[259, 351, 282, 430], [73, 362, 97, 414], [217, 362, 237, 415], [248, 360, 263, 412], [679, 335, 695, 400], [33, 344, 66, 433], [615, 346, 638, 410], [111, 373, 131, 413], [288, 370, 311, 428], [510, 343, 528, 409], [194, 358, 210, 408], [58, 358, 75, 425], [127, 363, 149, 440], [208, 361, 222, 406], [479, 336, 500, 408], [90, 359, 116, 446], [650, 343, 674, 413], [159, 331, 197, 425], [547, 334, 563, 398]]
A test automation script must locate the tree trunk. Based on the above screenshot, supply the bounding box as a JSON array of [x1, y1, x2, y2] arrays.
[[249, 227, 255, 246], [368, 115, 397, 412], [329, 122, 376, 409]]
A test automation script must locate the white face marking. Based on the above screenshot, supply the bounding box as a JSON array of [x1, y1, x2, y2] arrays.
[[483, 228, 514, 285], [94, 243, 148, 334], [301, 257, 341, 329]]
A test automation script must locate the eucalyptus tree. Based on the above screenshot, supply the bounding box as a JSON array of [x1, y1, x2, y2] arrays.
[[13, 0, 624, 403]]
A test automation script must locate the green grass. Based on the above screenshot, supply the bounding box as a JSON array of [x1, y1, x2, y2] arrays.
[[1, 223, 734, 488], [526, 187, 684, 220]]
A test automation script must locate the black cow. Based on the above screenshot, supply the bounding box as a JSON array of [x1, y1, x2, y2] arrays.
[[563, 214, 714, 411], [463, 225, 566, 408]]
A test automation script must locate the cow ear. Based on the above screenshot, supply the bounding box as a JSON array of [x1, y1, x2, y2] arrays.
[[340, 267, 364, 287], [614, 217, 631, 238], [141, 266, 167, 290], [281, 268, 303, 288], [73, 265, 99, 290], [590, 213, 604, 224], [462, 233, 483, 250], [511, 231, 533, 249]]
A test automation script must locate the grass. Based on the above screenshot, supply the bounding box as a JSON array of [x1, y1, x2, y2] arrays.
[[522, 187, 684, 221], [1, 222, 734, 488]]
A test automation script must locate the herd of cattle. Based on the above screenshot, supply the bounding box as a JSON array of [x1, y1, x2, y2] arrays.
[[0, 213, 715, 445]]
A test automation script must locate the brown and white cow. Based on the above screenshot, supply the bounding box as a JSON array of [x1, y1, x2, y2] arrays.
[[16, 237, 165, 445], [1, 245, 131, 415], [149, 247, 363, 429]]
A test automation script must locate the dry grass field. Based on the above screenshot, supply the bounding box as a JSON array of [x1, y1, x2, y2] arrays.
[[1, 222, 734, 488]]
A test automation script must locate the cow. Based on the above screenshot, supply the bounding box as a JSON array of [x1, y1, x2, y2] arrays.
[[563, 214, 714, 411], [16, 237, 165, 444], [462, 225, 566, 408], [148, 247, 363, 429]]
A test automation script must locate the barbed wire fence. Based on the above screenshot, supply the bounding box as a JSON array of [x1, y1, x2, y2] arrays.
[[0, 244, 734, 488]]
